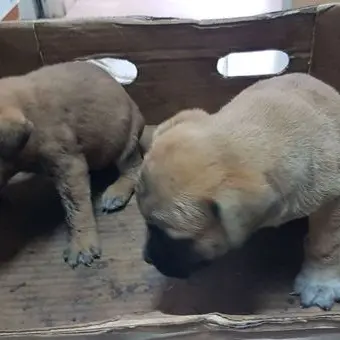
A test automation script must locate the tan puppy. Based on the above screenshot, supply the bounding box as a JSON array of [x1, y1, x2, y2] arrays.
[[0, 61, 144, 268], [136, 72, 340, 311]]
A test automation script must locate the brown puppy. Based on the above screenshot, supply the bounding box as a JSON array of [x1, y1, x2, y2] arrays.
[[136, 73, 340, 311], [0, 61, 144, 268]]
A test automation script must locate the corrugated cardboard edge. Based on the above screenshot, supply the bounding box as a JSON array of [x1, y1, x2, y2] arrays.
[[6, 4, 319, 26], [1, 3, 340, 337], [1, 311, 340, 337], [29, 1, 319, 63], [308, 2, 337, 73]]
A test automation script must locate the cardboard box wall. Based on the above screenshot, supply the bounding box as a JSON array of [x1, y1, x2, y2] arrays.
[[1, 3, 340, 339], [292, 0, 340, 8]]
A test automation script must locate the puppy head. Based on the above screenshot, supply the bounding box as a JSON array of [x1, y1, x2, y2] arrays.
[[136, 122, 274, 279]]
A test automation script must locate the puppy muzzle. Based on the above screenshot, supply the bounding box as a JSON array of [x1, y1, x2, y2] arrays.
[[145, 251, 210, 279], [143, 222, 211, 278]]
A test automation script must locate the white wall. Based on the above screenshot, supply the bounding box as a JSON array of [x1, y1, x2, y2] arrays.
[[18, 0, 38, 20], [0, 0, 19, 20]]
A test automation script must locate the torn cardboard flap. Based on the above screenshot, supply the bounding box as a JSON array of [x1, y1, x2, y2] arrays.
[[0, 3, 340, 338]]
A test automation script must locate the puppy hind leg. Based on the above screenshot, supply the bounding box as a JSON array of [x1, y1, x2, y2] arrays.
[[101, 109, 145, 213], [101, 144, 142, 213], [294, 197, 340, 310], [52, 154, 101, 268]]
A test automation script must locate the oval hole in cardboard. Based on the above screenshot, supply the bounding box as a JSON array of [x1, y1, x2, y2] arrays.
[[217, 50, 289, 78], [89, 58, 138, 85]]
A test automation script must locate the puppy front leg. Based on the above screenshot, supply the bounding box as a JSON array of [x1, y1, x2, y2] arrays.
[[101, 145, 142, 213], [294, 197, 340, 310], [53, 154, 101, 268]]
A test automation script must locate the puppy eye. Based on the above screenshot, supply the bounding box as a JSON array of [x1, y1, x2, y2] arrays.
[[209, 200, 221, 219]]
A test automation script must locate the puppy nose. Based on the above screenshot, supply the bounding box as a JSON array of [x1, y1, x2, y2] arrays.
[[143, 248, 153, 265]]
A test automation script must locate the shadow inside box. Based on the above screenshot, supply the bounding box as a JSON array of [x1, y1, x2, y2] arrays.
[[0, 167, 120, 265], [157, 218, 308, 315]]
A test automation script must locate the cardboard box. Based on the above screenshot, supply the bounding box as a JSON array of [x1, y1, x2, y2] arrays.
[[292, 0, 340, 8], [0, 3, 340, 339]]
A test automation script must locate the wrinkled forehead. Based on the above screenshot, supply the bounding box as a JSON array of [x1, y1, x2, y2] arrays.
[[147, 198, 209, 238], [137, 158, 210, 237], [150, 219, 193, 239]]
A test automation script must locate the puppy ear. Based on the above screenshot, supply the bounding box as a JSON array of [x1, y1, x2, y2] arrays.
[[0, 108, 34, 159], [153, 108, 209, 141], [202, 195, 252, 248], [205, 188, 279, 248]]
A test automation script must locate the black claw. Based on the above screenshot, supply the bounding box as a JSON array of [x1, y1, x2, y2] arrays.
[[90, 246, 102, 259], [319, 303, 333, 312], [67, 257, 79, 269], [63, 250, 69, 262], [70, 262, 78, 269]]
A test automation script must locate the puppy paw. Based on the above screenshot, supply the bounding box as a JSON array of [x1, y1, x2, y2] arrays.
[[101, 179, 134, 213], [63, 233, 102, 268], [294, 265, 340, 311]]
